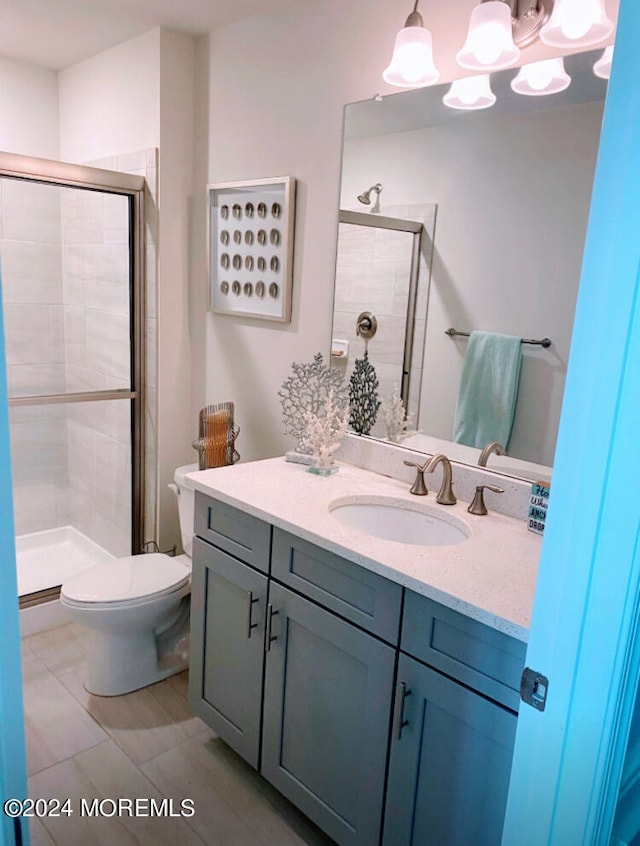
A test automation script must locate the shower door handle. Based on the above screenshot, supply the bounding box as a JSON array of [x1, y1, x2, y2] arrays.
[[246, 591, 259, 639]]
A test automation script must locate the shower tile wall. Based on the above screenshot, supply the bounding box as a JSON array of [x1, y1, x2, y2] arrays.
[[62, 185, 132, 558], [332, 203, 436, 436], [2, 179, 69, 534], [1, 153, 159, 563]]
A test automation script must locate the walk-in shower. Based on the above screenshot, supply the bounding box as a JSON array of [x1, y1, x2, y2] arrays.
[[0, 152, 146, 610]]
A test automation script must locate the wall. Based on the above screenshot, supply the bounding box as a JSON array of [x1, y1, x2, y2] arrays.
[[58, 30, 160, 164], [197, 0, 615, 463], [156, 30, 196, 550], [59, 28, 196, 551], [0, 56, 59, 158], [340, 101, 603, 465]]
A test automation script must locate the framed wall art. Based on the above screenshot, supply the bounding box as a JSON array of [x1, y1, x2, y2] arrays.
[[208, 176, 296, 322]]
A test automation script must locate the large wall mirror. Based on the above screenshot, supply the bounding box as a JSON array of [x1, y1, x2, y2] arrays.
[[331, 49, 608, 484]]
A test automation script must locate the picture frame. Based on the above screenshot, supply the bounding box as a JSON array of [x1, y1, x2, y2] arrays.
[[208, 176, 296, 322]]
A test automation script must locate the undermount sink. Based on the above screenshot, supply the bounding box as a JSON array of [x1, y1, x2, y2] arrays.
[[328, 496, 471, 547]]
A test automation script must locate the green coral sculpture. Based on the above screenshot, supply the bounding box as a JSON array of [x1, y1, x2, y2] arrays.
[[349, 351, 380, 435]]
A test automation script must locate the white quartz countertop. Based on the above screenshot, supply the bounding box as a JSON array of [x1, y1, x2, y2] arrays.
[[187, 458, 542, 642]]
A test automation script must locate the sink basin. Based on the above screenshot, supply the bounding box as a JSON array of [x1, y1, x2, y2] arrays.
[[328, 496, 471, 547]]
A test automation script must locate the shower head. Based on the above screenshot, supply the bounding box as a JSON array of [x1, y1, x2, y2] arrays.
[[357, 183, 383, 205]]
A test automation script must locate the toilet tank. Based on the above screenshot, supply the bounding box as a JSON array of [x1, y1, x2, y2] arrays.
[[172, 464, 199, 557]]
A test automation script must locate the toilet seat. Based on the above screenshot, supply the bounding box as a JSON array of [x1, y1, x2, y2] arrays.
[[61, 553, 190, 606]]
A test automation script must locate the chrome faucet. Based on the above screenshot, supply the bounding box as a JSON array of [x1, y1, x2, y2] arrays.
[[424, 454, 457, 505], [478, 441, 506, 467]]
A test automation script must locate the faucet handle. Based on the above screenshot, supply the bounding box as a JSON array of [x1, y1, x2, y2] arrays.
[[467, 484, 504, 516], [403, 459, 429, 496]]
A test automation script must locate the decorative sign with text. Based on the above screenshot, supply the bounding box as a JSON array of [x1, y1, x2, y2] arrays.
[[528, 482, 550, 535]]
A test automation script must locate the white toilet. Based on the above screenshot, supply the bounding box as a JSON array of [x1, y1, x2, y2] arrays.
[[60, 463, 198, 696]]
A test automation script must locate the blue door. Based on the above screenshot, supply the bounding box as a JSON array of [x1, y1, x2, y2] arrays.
[[502, 1, 640, 842], [0, 271, 29, 845]]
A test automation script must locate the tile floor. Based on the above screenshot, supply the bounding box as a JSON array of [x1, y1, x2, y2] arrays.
[[22, 623, 335, 846]]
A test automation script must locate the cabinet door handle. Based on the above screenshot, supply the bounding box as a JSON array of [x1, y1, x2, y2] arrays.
[[265, 603, 280, 651], [396, 681, 412, 740], [246, 591, 259, 639]]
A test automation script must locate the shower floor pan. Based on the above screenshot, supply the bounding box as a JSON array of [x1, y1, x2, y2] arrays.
[[16, 526, 115, 598]]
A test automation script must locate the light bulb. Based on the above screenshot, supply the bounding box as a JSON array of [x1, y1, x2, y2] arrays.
[[457, 2, 520, 72], [528, 65, 553, 91], [511, 58, 571, 97], [540, 0, 614, 48], [558, 0, 592, 40], [472, 24, 503, 66], [443, 74, 496, 110]]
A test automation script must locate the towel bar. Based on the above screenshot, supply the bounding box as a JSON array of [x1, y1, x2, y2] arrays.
[[445, 328, 552, 348]]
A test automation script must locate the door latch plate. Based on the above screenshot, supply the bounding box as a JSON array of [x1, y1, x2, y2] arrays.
[[520, 667, 549, 711]]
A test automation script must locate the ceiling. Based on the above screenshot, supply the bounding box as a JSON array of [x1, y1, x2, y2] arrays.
[[0, 0, 322, 71]]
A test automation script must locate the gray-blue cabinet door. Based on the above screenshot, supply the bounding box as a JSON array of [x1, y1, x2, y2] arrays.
[[189, 537, 267, 768], [383, 653, 517, 846], [262, 581, 395, 846]]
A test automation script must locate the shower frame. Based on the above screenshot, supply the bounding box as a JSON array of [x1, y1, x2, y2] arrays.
[[337, 209, 424, 410], [0, 150, 146, 576]]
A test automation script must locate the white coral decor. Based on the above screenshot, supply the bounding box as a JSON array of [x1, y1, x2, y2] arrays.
[[304, 387, 350, 469], [380, 387, 413, 443]]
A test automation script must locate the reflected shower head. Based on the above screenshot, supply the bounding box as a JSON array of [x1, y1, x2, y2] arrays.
[[357, 183, 383, 205]]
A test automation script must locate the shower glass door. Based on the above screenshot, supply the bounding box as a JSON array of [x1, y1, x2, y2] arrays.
[[0, 153, 145, 604]]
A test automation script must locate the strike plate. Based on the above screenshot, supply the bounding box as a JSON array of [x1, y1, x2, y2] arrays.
[[521, 667, 549, 711]]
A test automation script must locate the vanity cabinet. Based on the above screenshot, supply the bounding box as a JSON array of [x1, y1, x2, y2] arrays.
[[189, 494, 400, 846], [382, 592, 526, 846], [190, 492, 527, 846]]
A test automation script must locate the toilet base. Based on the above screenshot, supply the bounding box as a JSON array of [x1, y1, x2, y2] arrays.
[[64, 589, 191, 697], [84, 630, 189, 696]]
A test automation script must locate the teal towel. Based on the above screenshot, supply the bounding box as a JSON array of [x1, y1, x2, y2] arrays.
[[452, 331, 522, 449]]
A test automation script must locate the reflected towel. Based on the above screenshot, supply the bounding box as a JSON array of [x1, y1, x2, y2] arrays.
[[452, 331, 522, 449]]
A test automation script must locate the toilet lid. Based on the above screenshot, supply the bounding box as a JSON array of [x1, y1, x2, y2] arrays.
[[61, 554, 190, 604]]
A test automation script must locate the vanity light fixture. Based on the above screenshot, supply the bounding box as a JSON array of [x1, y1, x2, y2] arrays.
[[443, 74, 497, 110], [510, 57, 571, 96], [382, 0, 614, 93], [593, 44, 614, 79], [540, 0, 614, 49], [382, 0, 439, 88]]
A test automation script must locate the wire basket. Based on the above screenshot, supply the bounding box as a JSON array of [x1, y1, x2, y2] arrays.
[[191, 401, 240, 470]]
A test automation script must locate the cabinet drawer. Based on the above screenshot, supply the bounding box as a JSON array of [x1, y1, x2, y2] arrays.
[[195, 492, 271, 573], [401, 591, 526, 711], [271, 528, 402, 645]]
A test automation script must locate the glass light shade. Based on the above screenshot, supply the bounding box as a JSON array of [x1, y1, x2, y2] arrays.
[[593, 45, 614, 80], [443, 74, 496, 110], [540, 0, 614, 48], [383, 25, 440, 88], [511, 57, 571, 96], [457, 1, 520, 71]]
